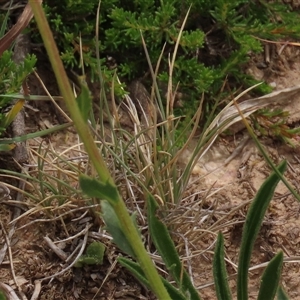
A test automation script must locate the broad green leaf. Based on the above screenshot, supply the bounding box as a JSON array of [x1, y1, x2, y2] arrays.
[[79, 176, 138, 257], [79, 175, 119, 204], [277, 286, 290, 300], [101, 200, 136, 258], [76, 76, 92, 122], [237, 160, 287, 300], [75, 257, 98, 266], [257, 251, 283, 300], [1, 99, 24, 128], [213, 232, 232, 300], [118, 257, 186, 300], [147, 194, 201, 300], [74, 241, 105, 267], [86, 241, 105, 257]]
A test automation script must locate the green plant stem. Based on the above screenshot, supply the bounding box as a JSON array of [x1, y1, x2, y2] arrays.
[[233, 101, 300, 202], [29, 5, 109, 183], [29, 2, 171, 299]]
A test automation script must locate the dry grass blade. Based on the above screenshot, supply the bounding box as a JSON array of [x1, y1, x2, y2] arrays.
[[30, 281, 41, 300], [0, 221, 23, 299], [43, 236, 68, 261], [0, 0, 42, 56], [32, 70, 72, 122], [201, 84, 300, 159]]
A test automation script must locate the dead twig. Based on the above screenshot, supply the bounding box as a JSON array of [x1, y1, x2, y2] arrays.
[[0, 282, 21, 300], [38, 223, 91, 283], [43, 236, 68, 261], [30, 281, 41, 300]]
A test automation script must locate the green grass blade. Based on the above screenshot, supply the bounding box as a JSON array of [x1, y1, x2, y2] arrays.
[[239, 106, 300, 203], [257, 251, 283, 300], [213, 232, 232, 300], [0, 1, 12, 38], [277, 286, 290, 300], [0, 122, 72, 144], [118, 257, 186, 300], [0, 143, 15, 151], [237, 160, 287, 300], [147, 194, 201, 300]]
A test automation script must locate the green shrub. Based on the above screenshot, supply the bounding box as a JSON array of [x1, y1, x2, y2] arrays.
[[31, 0, 300, 124]]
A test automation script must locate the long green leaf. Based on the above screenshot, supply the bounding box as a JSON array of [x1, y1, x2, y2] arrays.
[[277, 286, 290, 300], [237, 160, 287, 300], [257, 251, 283, 300], [79, 176, 136, 257], [213, 232, 232, 300], [76, 76, 92, 122], [118, 257, 186, 300], [147, 194, 201, 300], [101, 200, 136, 258]]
